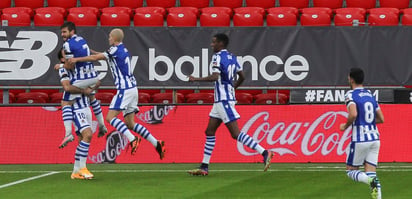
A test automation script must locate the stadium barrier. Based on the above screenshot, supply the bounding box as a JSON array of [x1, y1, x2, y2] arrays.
[[0, 104, 410, 164]]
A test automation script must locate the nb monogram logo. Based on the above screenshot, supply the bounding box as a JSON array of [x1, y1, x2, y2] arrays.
[[0, 31, 58, 80]]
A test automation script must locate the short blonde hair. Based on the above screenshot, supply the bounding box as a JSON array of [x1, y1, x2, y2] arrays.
[[110, 28, 124, 42]]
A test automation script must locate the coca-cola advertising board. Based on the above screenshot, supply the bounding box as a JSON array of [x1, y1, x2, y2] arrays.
[[0, 105, 409, 164]]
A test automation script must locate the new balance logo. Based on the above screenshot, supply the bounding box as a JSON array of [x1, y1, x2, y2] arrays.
[[0, 31, 58, 80]]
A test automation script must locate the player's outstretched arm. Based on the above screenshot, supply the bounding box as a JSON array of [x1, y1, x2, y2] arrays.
[[188, 72, 219, 82], [61, 80, 93, 95], [234, 71, 245, 89], [375, 109, 384, 124], [69, 53, 106, 64]]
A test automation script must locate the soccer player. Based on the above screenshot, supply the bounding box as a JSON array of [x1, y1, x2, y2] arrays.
[[187, 33, 274, 176], [58, 22, 107, 149], [68, 28, 166, 158], [340, 67, 384, 199]]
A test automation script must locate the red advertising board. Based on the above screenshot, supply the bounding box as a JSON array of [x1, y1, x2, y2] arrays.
[[0, 105, 410, 164]]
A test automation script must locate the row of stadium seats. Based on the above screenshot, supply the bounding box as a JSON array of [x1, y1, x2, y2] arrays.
[[2, 7, 412, 26], [0, 90, 290, 104], [1, 0, 411, 9]]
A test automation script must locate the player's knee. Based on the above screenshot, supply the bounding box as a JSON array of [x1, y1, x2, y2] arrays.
[[82, 129, 93, 142], [125, 121, 135, 130]]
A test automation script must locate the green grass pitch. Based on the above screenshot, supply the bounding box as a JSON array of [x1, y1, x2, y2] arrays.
[[0, 163, 411, 199]]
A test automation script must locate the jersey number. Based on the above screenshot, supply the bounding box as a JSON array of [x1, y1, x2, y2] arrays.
[[227, 64, 236, 80], [364, 102, 374, 123]]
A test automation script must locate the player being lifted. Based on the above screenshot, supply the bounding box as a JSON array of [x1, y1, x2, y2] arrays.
[[69, 28, 166, 158], [58, 22, 107, 148], [340, 68, 384, 199], [187, 33, 274, 176]]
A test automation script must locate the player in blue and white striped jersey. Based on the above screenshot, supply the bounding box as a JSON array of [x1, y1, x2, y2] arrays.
[[69, 29, 165, 159], [187, 33, 273, 176], [340, 68, 384, 199], [58, 22, 107, 148]]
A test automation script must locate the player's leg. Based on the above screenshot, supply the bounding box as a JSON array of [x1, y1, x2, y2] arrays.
[[71, 109, 93, 179], [365, 141, 381, 199], [345, 142, 371, 184], [59, 98, 74, 149], [89, 94, 107, 137], [222, 101, 274, 171], [188, 117, 221, 176]]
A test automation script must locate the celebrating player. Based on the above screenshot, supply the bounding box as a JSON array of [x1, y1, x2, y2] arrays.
[[58, 22, 107, 148], [340, 67, 384, 199], [187, 33, 274, 176], [68, 28, 166, 158]]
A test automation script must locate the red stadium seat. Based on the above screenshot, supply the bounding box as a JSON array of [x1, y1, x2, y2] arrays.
[[368, 13, 399, 26], [168, 7, 199, 16], [114, 0, 143, 9], [67, 12, 98, 26], [245, 0, 275, 9], [80, 0, 110, 9], [278, 0, 309, 9], [139, 92, 150, 103], [47, 0, 77, 9], [135, 7, 166, 17], [380, 0, 409, 9], [235, 92, 253, 104], [0, 0, 11, 9], [402, 8, 412, 15], [151, 93, 184, 104], [146, 0, 176, 8], [335, 7, 366, 15], [94, 92, 114, 103], [16, 92, 49, 104], [301, 7, 333, 18], [14, 0, 44, 9], [34, 12, 64, 26], [185, 93, 214, 104], [300, 13, 331, 26], [334, 13, 365, 26], [69, 7, 100, 17], [167, 8, 198, 27], [49, 92, 63, 103], [35, 7, 67, 17], [100, 12, 130, 26], [233, 7, 265, 27], [213, 0, 243, 9], [102, 7, 133, 18], [201, 7, 233, 16], [346, 0, 376, 9], [368, 8, 400, 15], [0, 91, 15, 104], [134, 12, 164, 26], [2, 7, 34, 17], [180, 0, 210, 8], [402, 13, 412, 26], [254, 93, 288, 104], [1, 13, 31, 26], [200, 12, 230, 26], [267, 7, 298, 26], [313, 0, 343, 9], [139, 89, 162, 95]]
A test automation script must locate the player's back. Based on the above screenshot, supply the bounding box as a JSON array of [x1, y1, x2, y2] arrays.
[[106, 43, 136, 90], [213, 49, 241, 102], [346, 88, 380, 142], [63, 35, 97, 80]]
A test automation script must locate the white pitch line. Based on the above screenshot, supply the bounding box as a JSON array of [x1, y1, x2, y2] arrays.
[[1, 168, 412, 174], [0, 172, 59, 189]]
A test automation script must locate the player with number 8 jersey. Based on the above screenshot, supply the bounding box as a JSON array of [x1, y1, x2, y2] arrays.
[[340, 68, 384, 199]]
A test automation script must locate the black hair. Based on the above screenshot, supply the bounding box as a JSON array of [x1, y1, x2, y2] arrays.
[[60, 21, 76, 33], [349, 67, 364, 84], [213, 33, 229, 48], [57, 48, 64, 60]]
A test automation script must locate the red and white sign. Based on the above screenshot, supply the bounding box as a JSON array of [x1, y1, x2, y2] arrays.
[[0, 105, 409, 164]]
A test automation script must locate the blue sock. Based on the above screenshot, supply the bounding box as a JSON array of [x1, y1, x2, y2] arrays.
[[237, 132, 265, 154], [62, 105, 73, 137], [133, 123, 157, 147], [201, 136, 216, 164], [110, 118, 135, 142]]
